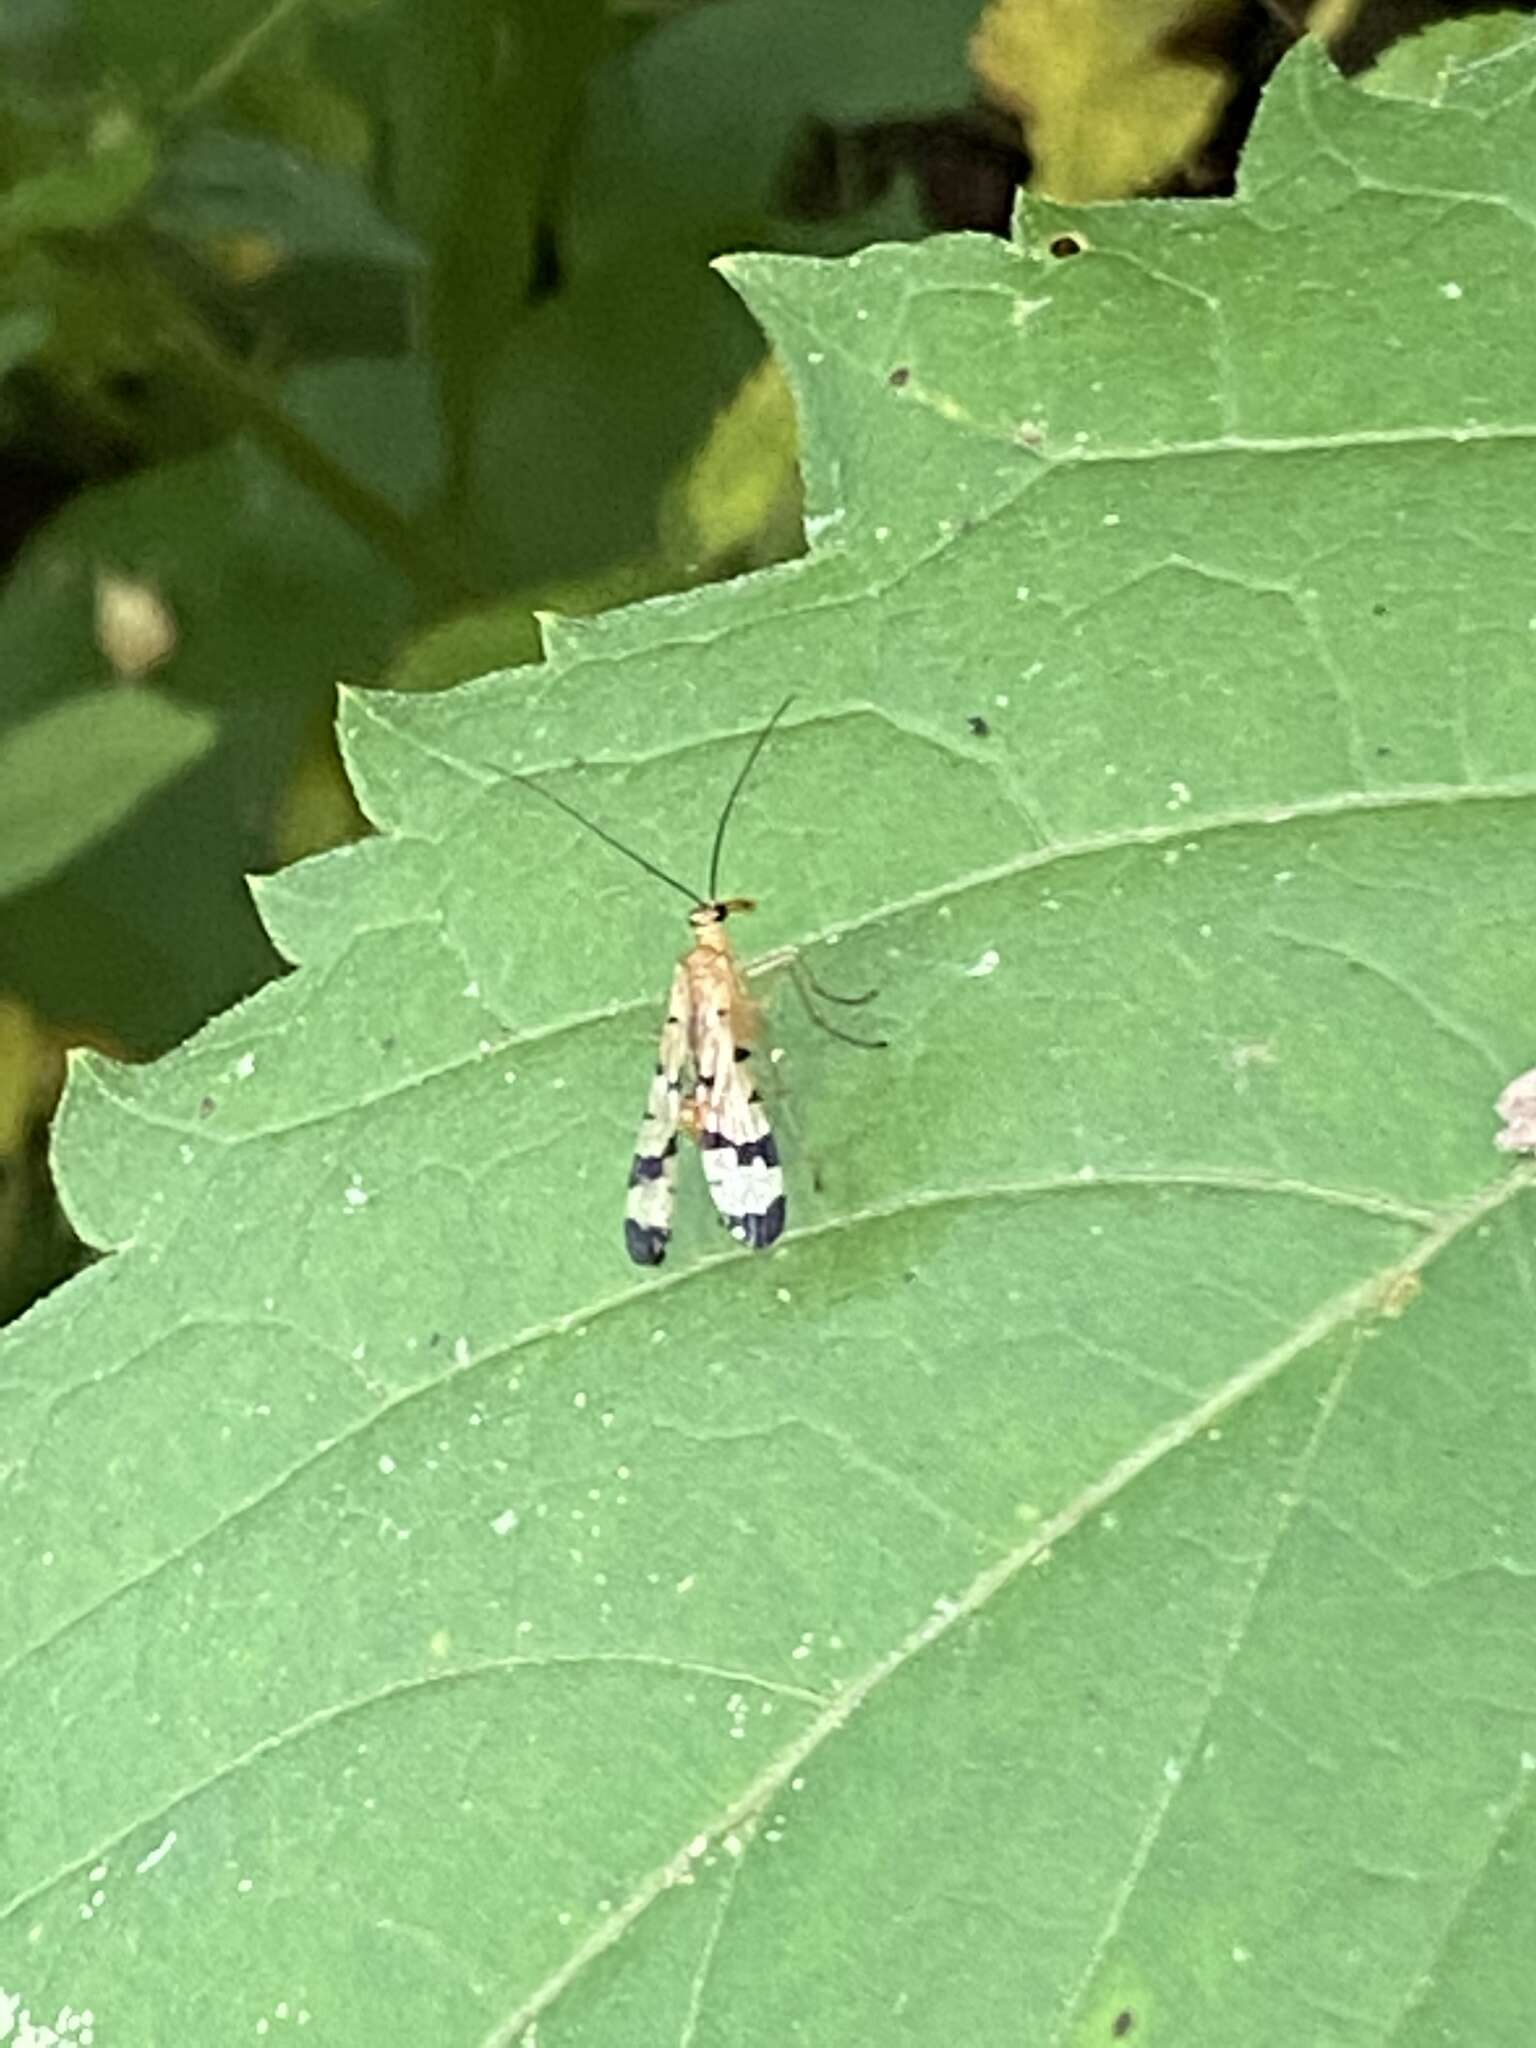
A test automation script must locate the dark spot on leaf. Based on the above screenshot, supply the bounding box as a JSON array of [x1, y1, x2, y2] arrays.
[[197, 1095, 216, 1118], [1372, 602, 1388, 616], [1049, 233, 1084, 258], [888, 365, 910, 387], [967, 714, 991, 737], [380, 1034, 396, 1053], [1112, 2013, 1134, 2039]]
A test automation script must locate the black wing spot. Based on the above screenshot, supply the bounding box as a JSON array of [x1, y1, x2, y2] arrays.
[[700, 1131, 779, 1166], [625, 1218, 669, 1265], [728, 1193, 786, 1249], [627, 1139, 676, 1186]]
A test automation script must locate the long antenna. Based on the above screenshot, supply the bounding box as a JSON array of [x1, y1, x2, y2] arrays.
[[504, 770, 703, 905], [707, 694, 795, 899]]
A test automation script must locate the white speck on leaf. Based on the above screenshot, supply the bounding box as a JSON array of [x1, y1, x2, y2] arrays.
[[491, 1507, 520, 1537], [135, 1829, 177, 1874], [234, 1051, 256, 1079], [966, 948, 1000, 978], [1493, 1067, 1536, 1153]]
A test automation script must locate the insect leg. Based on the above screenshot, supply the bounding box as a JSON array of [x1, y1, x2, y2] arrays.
[[785, 955, 887, 1050]]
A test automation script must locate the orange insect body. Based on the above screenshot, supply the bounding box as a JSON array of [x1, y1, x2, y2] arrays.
[[625, 897, 784, 1267]]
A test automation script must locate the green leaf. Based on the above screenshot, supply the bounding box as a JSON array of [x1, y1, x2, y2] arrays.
[[0, 686, 216, 900], [381, 0, 608, 499], [565, 0, 984, 270], [0, 303, 51, 379], [1362, 7, 1532, 102], [146, 128, 426, 268], [465, 251, 765, 587], [75, 0, 300, 98], [0, 358, 427, 1051], [5, 35, 1536, 2045], [0, 106, 156, 246]]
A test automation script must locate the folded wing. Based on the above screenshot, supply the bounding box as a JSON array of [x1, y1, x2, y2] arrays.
[[695, 1006, 785, 1251], [624, 963, 689, 1266]]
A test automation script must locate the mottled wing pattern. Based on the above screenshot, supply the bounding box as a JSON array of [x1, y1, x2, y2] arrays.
[[695, 1001, 785, 1251], [624, 962, 689, 1266]]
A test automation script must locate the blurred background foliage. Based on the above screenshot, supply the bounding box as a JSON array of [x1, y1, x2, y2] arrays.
[[0, 0, 1506, 1322]]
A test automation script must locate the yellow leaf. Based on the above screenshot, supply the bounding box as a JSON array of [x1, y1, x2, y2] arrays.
[[0, 997, 64, 1157], [971, 0, 1239, 201], [665, 356, 804, 573]]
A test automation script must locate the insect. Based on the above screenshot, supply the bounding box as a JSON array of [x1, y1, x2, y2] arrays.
[[510, 698, 880, 1266]]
